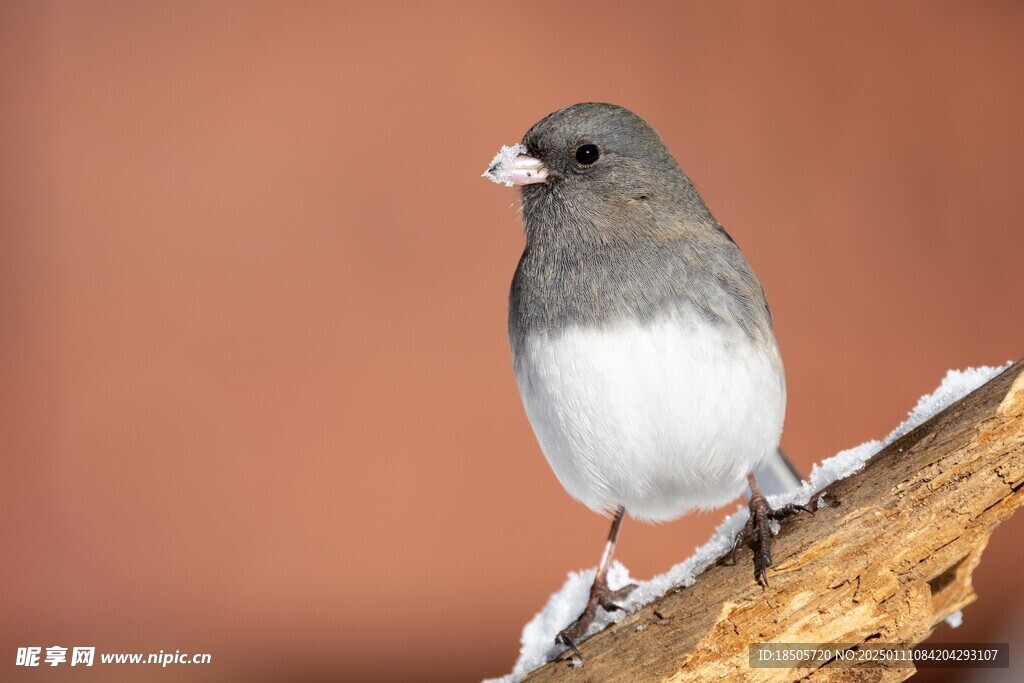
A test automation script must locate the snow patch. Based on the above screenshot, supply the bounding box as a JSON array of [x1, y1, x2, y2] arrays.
[[483, 363, 1010, 683]]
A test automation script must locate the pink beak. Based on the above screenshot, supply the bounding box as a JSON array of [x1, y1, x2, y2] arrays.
[[483, 145, 549, 187]]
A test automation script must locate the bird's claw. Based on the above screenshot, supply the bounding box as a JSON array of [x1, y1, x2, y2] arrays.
[[555, 631, 583, 660], [553, 581, 638, 662], [728, 491, 814, 589]]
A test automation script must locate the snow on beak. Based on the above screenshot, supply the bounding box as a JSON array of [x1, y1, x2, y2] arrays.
[[483, 144, 548, 187]]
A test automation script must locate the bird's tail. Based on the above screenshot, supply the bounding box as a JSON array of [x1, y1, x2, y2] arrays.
[[751, 448, 804, 497]]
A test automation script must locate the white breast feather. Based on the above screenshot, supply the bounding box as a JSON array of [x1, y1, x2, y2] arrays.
[[514, 314, 785, 522]]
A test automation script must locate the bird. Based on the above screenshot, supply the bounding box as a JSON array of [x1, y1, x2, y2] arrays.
[[483, 102, 809, 657]]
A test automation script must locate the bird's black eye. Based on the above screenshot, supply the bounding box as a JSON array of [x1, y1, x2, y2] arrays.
[[575, 144, 600, 165]]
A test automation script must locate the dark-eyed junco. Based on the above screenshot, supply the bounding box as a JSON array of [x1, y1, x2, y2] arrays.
[[484, 103, 807, 655]]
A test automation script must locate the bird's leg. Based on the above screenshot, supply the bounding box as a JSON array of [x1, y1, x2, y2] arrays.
[[729, 474, 813, 589], [555, 506, 637, 660]]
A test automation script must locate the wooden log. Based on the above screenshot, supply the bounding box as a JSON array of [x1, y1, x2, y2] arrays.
[[522, 360, 1024, 683]]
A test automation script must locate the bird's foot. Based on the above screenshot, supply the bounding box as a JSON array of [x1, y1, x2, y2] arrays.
[[554, 579, 637, 661], [726, 491, 813, 589]]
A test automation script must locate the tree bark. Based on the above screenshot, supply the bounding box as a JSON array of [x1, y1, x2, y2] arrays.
[[523, 360, 1024, 683]]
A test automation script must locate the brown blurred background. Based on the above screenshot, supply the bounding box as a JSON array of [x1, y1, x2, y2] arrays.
[[2, 1, 1023, 681]]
